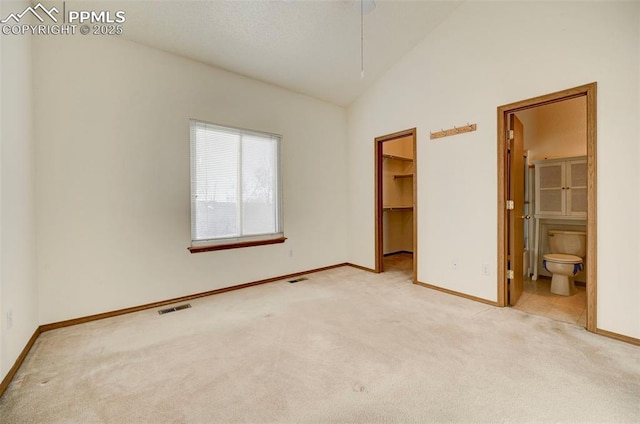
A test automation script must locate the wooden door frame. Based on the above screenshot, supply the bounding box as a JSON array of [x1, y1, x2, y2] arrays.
[[497, 82, 597, 332], [375, 128, 417, 283]]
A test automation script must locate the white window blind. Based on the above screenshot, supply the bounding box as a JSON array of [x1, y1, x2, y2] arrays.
[[190, 120, 282, 246]]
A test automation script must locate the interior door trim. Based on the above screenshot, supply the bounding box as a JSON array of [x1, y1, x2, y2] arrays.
[[496, 82, 597, 332]]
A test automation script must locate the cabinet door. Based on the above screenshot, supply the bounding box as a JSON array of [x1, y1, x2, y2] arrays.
[[567, 159, 587, 217], [536, 162, 564, 215]]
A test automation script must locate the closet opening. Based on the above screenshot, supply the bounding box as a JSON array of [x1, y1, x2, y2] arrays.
[[374, 128, 417, 282]]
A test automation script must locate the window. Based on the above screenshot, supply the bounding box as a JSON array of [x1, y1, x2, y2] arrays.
[[189, 120, 284, 252]]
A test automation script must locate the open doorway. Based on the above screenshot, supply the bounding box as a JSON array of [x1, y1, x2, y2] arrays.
[[497, 83, 597, 332], [374, 128, 417, 282], [514, 98, 588, 325]]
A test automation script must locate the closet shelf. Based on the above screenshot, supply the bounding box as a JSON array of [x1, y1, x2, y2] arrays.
[[383, 206, 413, 212], [393, 173, 414, 179], [383, 154, 413, 162]]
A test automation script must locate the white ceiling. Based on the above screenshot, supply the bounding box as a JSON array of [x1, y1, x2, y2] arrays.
[[82, 1, 462, 106]]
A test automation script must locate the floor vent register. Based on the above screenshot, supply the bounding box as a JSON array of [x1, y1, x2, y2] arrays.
[[158, 304, 192, 315], [288, 277, 308, 284]]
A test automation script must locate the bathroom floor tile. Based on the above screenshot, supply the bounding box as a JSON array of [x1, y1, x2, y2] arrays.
[[518, 297, 554, 316], [545, 304, 584, 325], [534, 287, 556, 297], [554, 291, 587, 307], [515, 277, 587, 327], [514, 291, 533, 306]]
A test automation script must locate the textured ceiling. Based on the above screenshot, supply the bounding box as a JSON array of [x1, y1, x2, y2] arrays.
[[76, 1, 462, 106]]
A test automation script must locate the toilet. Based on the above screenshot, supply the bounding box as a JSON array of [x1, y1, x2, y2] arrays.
[[543, 230, 586, 296]]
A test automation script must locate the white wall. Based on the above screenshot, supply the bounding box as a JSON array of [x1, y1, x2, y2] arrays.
[[34, 35, 348, 324], [347, 1, 640, 338], [0, 0, 39, 379]]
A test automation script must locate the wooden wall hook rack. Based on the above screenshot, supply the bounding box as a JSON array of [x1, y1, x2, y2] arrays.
[[430, 123, 477, 140]]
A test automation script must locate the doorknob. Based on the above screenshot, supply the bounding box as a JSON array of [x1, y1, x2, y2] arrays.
[[521, 215, 531, 220]]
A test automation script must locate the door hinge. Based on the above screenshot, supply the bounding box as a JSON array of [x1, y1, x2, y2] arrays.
[[506, 200, 514, 210], [507, 270, 514, 280], [508, 129, 514, 141]]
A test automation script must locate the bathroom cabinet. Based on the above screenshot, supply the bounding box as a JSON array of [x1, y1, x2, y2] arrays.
[[534, 156, 587, 218]]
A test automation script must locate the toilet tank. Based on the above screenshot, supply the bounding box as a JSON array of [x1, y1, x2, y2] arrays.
[[548, 230, 586, 257]]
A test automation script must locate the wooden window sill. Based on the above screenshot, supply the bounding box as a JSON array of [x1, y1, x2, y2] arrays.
[[188, 237, 287, 253]]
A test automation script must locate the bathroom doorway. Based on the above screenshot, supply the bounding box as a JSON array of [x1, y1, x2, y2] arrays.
[[497, 83, 597, 332], [374, 128, 417, 282]]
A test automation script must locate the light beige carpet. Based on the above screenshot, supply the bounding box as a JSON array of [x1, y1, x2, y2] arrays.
[[1, 259, 639, 423]]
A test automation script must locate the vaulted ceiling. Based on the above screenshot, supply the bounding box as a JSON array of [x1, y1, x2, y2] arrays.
[[87, 0, 462, 106]]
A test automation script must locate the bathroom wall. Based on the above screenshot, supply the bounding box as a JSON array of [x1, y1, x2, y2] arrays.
[[517, 97, 587, 162], [347, 1, 640, 338]]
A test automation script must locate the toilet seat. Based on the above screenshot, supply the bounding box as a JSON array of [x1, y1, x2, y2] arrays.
[[543, 253, 582, 264]]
